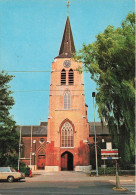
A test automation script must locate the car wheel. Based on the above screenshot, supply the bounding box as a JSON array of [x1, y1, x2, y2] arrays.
[[8, 176, 14, 183]]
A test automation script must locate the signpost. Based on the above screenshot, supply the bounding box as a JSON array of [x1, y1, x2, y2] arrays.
[[101, 148, 121, 189], [101, 149, 119, 175]]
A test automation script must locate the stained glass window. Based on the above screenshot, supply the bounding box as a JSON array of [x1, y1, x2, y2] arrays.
[[61, 122, 73, 148]]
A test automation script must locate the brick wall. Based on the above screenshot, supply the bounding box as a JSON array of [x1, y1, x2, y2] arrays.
[[20, 136, 47, 166]]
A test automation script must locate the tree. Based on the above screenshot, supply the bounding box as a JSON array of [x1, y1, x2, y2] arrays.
[[0, 71, 19, 166], [74, 13, 135, 166]]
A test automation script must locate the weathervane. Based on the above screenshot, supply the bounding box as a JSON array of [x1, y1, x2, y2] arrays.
[[67, 1, 71, 16]]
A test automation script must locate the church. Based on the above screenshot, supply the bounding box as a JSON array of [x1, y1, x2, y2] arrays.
[[17, 16, 110, 172]]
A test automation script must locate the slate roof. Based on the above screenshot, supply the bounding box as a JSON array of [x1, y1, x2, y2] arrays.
[[16, 122, 109, 137], [40, 122, 47, 126], [89, 122, 109, 135], [16, 124, 47, 137], [56, 16, 76, 58]]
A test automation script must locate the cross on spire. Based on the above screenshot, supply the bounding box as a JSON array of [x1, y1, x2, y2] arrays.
[[67, 1, 71, 16]]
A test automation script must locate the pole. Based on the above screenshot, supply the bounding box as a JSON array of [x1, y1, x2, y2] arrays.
[[34, 141, 36, 170], [92, 92, 98, 176], [116, 160, 117, 174], [34, 147, 35, 170], [104, 159, 105, 175], [115, 160, 121, 189], [18, 126, 22, 172], [30, 126, 32, 177]]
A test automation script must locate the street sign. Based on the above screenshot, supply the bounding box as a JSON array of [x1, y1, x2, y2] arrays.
[[101, 149, 118, 160], [102, 157, 119, 159]]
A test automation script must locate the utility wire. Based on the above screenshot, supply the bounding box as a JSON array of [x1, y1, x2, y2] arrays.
[[7, 71, 51, 73], [6, 70, 80, 73], [11, 89, 128, 93], [13, 89, 85, 92]]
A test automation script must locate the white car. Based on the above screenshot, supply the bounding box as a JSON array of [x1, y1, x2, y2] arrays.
[[0, 167, 25, 182]]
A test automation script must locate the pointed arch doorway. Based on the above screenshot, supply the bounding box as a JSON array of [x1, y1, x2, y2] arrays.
[[61, 151, 73, 171], [37, 147, 45, 170]]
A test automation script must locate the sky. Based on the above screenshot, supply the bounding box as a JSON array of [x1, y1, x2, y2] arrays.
[[0, 0, 135, 125]]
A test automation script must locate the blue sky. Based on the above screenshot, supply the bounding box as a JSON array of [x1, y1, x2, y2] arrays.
[[0, 0, 134, 125]]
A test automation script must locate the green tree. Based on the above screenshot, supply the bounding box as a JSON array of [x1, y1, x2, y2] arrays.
[[0, 71, 19, 166], [75, 13, 135, 166]]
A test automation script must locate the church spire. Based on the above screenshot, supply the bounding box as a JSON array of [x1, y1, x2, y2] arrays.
[[56, 16, 76, 58]]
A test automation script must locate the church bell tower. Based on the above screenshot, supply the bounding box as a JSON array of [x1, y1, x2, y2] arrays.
[[46, 16, 90, 172]]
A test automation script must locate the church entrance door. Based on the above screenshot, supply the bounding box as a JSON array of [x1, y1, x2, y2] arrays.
[[38, 155, 45, 170], [61, 151, 73, 171]]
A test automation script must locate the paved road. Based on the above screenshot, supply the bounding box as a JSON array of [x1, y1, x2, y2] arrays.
[[0, 181, 134, 195], [122, 184, 135, 194], [0, 172, 135, 195]]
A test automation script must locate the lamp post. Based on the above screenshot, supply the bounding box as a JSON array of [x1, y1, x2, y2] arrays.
[[29, 126, 32, 177], [33, 140, 36, 170], [92, 92, 98, 176], [18, 125, 22, 172]]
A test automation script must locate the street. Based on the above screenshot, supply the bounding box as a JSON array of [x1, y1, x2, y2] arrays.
[[0, 181, 134, 195], [0, 172, 135, 195], [121, 184, 135, 194]]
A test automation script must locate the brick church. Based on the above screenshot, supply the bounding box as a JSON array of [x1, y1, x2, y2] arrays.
[[17, 16, 109, 172]]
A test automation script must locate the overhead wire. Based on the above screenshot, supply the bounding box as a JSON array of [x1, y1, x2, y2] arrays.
[[2, 70, 129, 93], [6, 70, 79, 73]]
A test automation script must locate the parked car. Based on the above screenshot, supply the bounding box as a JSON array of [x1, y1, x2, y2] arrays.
[[0, 167, 25, 182]]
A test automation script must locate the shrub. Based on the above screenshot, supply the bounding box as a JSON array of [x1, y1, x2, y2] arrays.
[[98, 167, 116, 175], [89, 167, 117, 176], [12, 162, 30, 177], [19, 163, 30, 177]]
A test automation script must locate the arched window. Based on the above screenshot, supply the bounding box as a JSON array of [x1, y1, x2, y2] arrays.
[[61, 122, 73, 148], [61, 69, 66, 85], [64, 91, 70, 109], [68, 69, 74, 85]]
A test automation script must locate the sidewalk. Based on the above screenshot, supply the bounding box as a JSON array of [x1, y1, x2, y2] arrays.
[[25, 171, 135, 185]]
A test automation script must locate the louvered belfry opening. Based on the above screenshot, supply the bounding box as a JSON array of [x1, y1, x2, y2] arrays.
[[69, 69, 74, 85], [61, 69, 66, 85]]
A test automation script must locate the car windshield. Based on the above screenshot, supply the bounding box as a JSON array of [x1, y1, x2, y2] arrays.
[[0, 167, 10, 172], [10, 167, 16, 172]]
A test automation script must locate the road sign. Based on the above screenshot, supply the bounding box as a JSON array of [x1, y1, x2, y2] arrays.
[[101, 149, 118, 160], [102, 157, 119, 159]]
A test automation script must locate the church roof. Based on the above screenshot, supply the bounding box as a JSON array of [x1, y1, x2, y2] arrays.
[[89, 122, 109, 135], [16, 122, 109, 137], [16, 125, 47, 137], [56, 16, 76, 58]]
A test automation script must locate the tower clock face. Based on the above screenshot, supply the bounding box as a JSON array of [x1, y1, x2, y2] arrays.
[[63, 60, 71, 68]]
